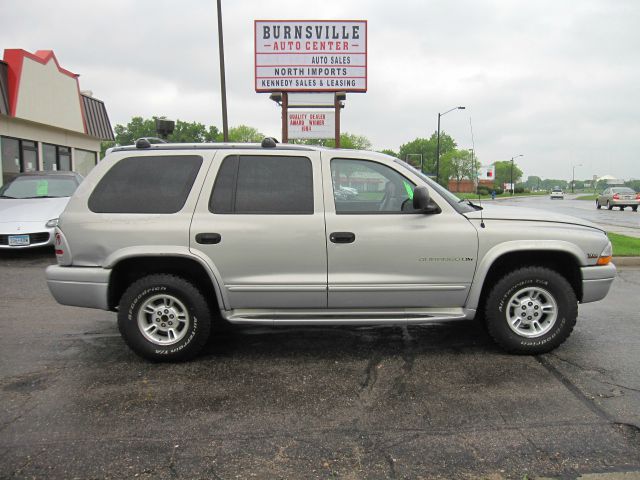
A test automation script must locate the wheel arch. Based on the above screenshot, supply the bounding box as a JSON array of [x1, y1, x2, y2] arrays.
[[468, 243, 584, 312], [107, 253, 226, 312]]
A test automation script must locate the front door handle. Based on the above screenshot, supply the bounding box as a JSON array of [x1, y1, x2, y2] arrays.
[[195, 233, 222, 244], [330, 232, 356, 244]]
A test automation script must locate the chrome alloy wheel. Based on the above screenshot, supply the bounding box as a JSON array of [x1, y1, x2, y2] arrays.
[[505, 287, 558, 338], [137, 294, 190, 345]]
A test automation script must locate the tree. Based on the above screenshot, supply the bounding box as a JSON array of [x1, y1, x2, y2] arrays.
[[228, 125, 264, 143], [398, 131, 456, 177], [378, 148, 398, 158], [494, 160, 523, 189], [100, 116, 226, 157], [441, 149, 474, 190], [525, 175, 542, 190], [293, 132, 372, 150]]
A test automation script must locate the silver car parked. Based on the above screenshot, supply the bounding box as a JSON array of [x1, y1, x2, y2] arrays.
[[0, 171, 82, 249], [596, 187, 639, 211]]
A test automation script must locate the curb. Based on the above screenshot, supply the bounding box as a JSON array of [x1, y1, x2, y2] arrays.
[[613, 256, 640, 267]]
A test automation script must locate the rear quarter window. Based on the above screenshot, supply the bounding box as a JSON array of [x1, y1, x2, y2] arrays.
[[88, 155, 202, 213]]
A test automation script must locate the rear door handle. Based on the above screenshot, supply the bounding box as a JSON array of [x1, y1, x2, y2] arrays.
[[330, 232, 356, 244], [195, 233, 222, 244]]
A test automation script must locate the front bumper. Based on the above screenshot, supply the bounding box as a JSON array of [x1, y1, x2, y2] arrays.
[[581, 263, 616, 303], [46, 265, 111, 310], [0, 228, 53, 248]]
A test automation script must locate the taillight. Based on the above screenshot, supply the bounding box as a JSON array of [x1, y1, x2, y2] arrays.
[[613, 193, 620, 200], [54, 233, 64, 256], [636, 193, 640, 200]]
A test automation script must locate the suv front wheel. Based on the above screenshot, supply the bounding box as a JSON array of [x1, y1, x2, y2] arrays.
[[117, 274, 211, 361], [484, 267, 577, 354]]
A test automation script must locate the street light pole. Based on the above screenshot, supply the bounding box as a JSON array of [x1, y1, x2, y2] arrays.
[[572, 164, 583, 193], [216, 0, 229, 142], [436, 106, 465, 185], [510, 154, 523, 195]]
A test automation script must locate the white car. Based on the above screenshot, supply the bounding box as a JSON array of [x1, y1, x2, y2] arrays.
[[550, 188, 564, 199], [0, 171, 82, 249]]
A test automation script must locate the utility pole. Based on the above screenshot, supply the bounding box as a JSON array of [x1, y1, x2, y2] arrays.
[[216, 0, 229, 141]]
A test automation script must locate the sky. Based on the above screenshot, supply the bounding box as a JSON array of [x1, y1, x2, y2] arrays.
[[1, 0, 639, 181]]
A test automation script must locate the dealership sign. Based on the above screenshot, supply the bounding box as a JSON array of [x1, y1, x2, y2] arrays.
[[255, 20, 367, 92], [288, 110, 335, 139]]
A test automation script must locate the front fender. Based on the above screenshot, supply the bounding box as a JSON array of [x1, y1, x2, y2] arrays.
[[466, 240, 586, 311]]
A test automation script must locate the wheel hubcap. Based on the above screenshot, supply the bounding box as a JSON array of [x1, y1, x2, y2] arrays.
[[137, 294, 190, 345], [505, 287, 558, 338]]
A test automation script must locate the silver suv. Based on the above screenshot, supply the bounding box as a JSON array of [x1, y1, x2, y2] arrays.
[[46, 140, 616, 361]]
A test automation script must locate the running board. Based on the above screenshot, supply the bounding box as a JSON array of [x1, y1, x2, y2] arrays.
[[223, 308, 474, 326]]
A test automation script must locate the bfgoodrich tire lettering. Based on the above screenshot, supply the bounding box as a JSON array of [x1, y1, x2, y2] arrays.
[[484, 267, 577, 354], [118, 274, 211, 361]]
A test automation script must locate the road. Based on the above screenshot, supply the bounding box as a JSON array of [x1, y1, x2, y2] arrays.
[[1, 249, 639, 479], [495, 194, 640, 238]]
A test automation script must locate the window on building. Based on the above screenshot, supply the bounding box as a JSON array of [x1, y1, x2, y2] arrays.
[[88, 155, 203, 213], [74, 149, 97, 177], [1, 136, 38, 185], [42, 143, 71, 171], [209, 155, 314, 214]]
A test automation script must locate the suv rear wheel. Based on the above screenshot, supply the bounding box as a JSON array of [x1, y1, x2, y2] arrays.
[[117, 274, 211, 361], [484, 267, 577, 354]]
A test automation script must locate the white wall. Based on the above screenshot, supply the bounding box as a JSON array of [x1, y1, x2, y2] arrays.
[[14, 57, 85, 134]]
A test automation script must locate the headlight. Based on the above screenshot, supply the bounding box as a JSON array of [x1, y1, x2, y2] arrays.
[[45, 218, 59, 228], [597, 241, 612, 265]]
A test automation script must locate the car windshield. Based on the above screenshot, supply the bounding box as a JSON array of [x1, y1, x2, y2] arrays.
[[394, 160, 477, 213], [0, 175, 78, 199]]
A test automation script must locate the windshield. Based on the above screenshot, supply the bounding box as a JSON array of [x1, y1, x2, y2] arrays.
[[394, 160, 477, 213], [0, 175, 78, 199]]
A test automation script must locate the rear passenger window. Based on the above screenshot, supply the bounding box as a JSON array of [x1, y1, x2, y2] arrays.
[[210, 155, 313, 214], [88, 155, 202, 213]]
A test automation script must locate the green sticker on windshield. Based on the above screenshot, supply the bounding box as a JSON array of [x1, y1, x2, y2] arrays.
[[36, 180, 49, 196], [403, 180, 414, 200]]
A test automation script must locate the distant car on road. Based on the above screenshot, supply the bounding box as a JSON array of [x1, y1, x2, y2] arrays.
[[550, 188, 564, 199], [596, 187, 639, 211], [0, 171, 82, 249]]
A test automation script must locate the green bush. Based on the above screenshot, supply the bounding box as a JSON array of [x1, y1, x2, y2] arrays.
[[477, 186, 490, 195]]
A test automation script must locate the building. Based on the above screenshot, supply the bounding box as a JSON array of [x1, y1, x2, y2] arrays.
[[0, 49, 114, 186]]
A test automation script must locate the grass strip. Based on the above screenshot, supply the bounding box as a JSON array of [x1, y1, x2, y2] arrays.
[[609, 232, 640, 257]]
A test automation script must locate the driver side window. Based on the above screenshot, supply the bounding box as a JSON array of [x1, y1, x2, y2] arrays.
[[331, 158, 417, 214]]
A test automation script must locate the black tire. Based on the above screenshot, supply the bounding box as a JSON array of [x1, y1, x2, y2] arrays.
[[633, 206, 638, 212], [620, 206, 625, 211], [484, 267, 577, 354], [607, 201, 613, 210], [596, 200, 601, 209], [117, 274, 211, 361]]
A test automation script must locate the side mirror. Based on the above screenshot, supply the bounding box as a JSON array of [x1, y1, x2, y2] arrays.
[[413, 186, 437, 213]]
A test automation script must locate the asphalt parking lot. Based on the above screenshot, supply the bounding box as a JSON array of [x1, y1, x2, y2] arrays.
[[1, 249, 639, 479]]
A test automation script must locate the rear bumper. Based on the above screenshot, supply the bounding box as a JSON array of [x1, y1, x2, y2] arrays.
[[610, 200, 639, 207], [46, 265, 111, 310], [581, 263, 616, 303]]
